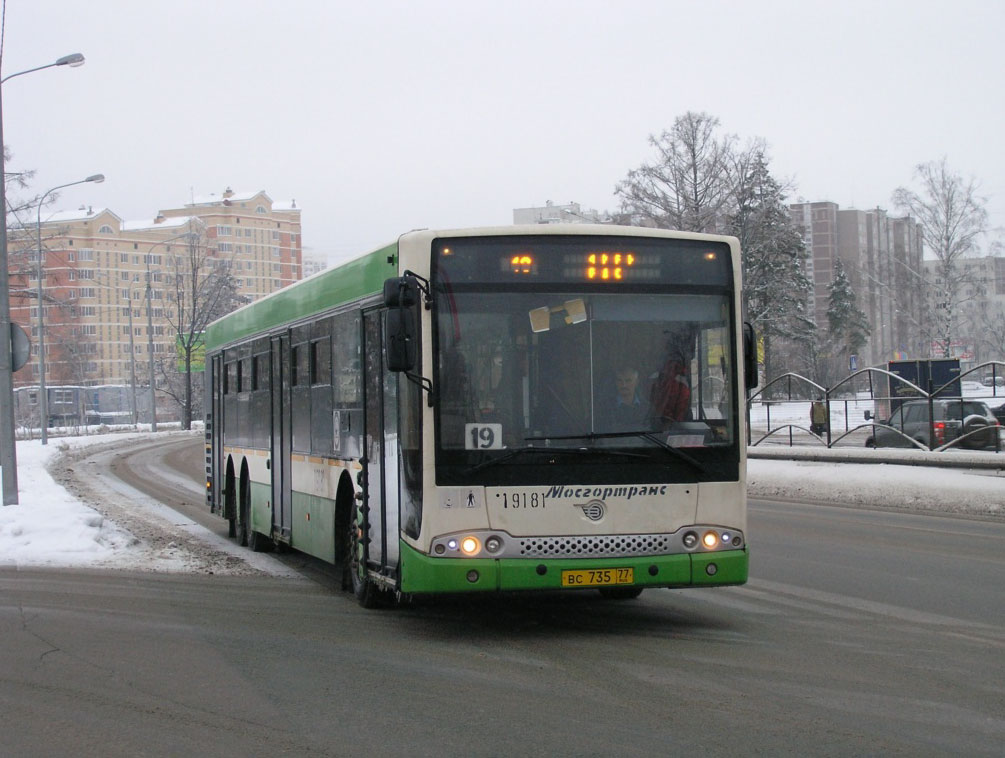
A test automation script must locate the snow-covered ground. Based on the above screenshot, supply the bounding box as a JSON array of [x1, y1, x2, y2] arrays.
[[0, 432, 300, 576], [0, 430, 1002, 572]]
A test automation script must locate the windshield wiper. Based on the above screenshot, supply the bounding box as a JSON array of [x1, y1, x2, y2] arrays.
[[468, 445, 645, 474], [539, 430, 708, 474]]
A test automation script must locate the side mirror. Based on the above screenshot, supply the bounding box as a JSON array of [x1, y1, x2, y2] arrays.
[[385, 307, 416, 372], [864, 410, 873, 421], [743, 322, 758, 389], [384, 276, 419, 307]]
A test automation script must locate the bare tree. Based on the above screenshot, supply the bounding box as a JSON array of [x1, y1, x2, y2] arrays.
[[157, 228, 246, 429], [893, 158, 988, 357], [617, 115, 815, 382], [615, 111, 736, 232]]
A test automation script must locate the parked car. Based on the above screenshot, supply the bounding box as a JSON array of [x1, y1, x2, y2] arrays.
[[987, 399, 1005, 426], [864, 399, 1000, 450]]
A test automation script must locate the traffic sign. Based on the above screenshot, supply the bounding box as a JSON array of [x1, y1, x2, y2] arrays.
[[10, 323, 30, 372]]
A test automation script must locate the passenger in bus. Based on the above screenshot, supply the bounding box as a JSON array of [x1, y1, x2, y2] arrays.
[[650, 359, 691, 427], [600, 366, 649, 431]]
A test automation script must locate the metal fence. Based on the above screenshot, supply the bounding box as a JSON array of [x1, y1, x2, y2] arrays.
[[746, 361, 1005, 452]]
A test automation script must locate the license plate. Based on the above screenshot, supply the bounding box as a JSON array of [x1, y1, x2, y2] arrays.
[[561, 568, 634, 587]]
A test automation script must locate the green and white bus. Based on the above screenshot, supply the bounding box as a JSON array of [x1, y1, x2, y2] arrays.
[[205, 225, 757, 605]]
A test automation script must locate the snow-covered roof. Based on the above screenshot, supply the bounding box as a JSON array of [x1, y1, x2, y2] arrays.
[[272, 200, 300, 212], [121, 215, 201, 232], [39, 208, 119, 225], [187, 189, 271, 207]]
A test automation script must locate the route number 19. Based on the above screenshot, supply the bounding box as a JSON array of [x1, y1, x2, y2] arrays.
[[465, 423, 503, 450]]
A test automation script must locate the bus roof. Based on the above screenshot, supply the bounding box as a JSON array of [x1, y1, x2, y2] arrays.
[[205, 225, 740, 351], [205, 241, 397, 350]]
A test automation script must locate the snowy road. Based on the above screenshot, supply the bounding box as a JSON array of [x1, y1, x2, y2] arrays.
[[2, 432, 1003, 755]]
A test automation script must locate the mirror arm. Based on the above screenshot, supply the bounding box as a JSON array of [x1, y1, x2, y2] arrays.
[[404, 371, 434, 407], [402, 270, 433, 310]]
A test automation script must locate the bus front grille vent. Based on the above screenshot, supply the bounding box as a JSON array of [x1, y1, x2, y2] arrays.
[[518, 534, 671, 559]]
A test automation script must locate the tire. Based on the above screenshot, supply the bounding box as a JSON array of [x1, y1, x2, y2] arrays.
[[961, 415, 992, 449], [225, 464, 237, 538], [246, 522, 273, 553], [238, 487, 250, 547], [864, 438, 876, 448], [346, 504, 381, 609], [599, 586, 644, 600]]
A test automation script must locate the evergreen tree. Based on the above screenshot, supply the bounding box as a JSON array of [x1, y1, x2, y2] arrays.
[[825, 259, 870, 365], [727, 151, 814, 385]]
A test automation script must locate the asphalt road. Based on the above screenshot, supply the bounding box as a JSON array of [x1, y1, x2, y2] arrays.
[[1, 435, 1002, 757]]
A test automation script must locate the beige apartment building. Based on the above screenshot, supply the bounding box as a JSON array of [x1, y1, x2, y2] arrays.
[[9, 188, 302, 390]]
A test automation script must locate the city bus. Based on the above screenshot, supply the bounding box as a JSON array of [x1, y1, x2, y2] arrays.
[[204, 225, 757, 606]]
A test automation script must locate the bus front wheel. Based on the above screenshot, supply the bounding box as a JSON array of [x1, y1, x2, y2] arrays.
[[347, 505, 381, 609]]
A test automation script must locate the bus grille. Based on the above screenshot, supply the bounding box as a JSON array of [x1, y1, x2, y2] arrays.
[[517, 534, 673, 559]]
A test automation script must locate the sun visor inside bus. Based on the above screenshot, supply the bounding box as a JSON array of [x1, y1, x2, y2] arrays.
[[529, 299, 587, 333]]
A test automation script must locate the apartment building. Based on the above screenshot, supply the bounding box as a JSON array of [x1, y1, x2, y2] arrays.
[[9, 188, 302, 389], [922, 255, 1005, 365], [512, 200, 613, 225], [789, 202, 924, 367], [301, 249, 328, 279]]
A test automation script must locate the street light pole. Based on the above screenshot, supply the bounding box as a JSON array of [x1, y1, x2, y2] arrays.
[[147, 263, 157, 432], [0, 53, 87, 505], [35, 174, 104, 445], [128, 290, 138, 426]]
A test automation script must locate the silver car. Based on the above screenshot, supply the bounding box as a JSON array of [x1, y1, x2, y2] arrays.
[[864, 399, 1000, 450]]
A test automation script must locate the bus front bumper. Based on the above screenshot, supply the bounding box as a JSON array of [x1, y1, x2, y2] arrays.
[[399, 541, 748, 595]]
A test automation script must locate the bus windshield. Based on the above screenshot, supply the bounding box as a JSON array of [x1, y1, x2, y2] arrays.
[[433, 288, 737, 485]]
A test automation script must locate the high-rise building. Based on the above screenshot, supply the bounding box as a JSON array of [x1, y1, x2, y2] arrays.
[[301, 249, 328, 279], [790, 202, 925, 367], [9, 188, 301, 389], [922, 255, 1005, 366], [513, 200, 612, 225]]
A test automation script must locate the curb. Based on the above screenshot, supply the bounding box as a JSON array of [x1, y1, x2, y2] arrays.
[[747, 445, 1005, 471]]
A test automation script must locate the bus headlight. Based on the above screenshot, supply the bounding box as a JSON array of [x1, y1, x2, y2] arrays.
[[702, 531, 719, 549], [431, 530, 511, 558]]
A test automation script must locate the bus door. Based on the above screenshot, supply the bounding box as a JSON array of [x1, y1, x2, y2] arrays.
[[271, 333, 293, 540], [362, 309, 400, 576], [209, 353, 223, 513]]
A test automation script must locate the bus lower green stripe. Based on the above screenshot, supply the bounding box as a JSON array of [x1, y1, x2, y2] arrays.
[[399, 542, 748, 594]]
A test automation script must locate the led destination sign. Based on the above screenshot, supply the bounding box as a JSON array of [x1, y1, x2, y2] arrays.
[[434, 235, 732, 287]]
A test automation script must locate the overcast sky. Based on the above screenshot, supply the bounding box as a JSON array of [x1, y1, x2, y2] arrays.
[[2, 0, 1002, 264]]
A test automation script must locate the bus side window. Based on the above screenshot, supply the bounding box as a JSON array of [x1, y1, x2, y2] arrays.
[[332, 311, 362, 459]]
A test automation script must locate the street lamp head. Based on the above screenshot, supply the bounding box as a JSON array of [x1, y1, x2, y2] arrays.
[[86, 174, 105, 184], [55, 53, 85, 68]]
